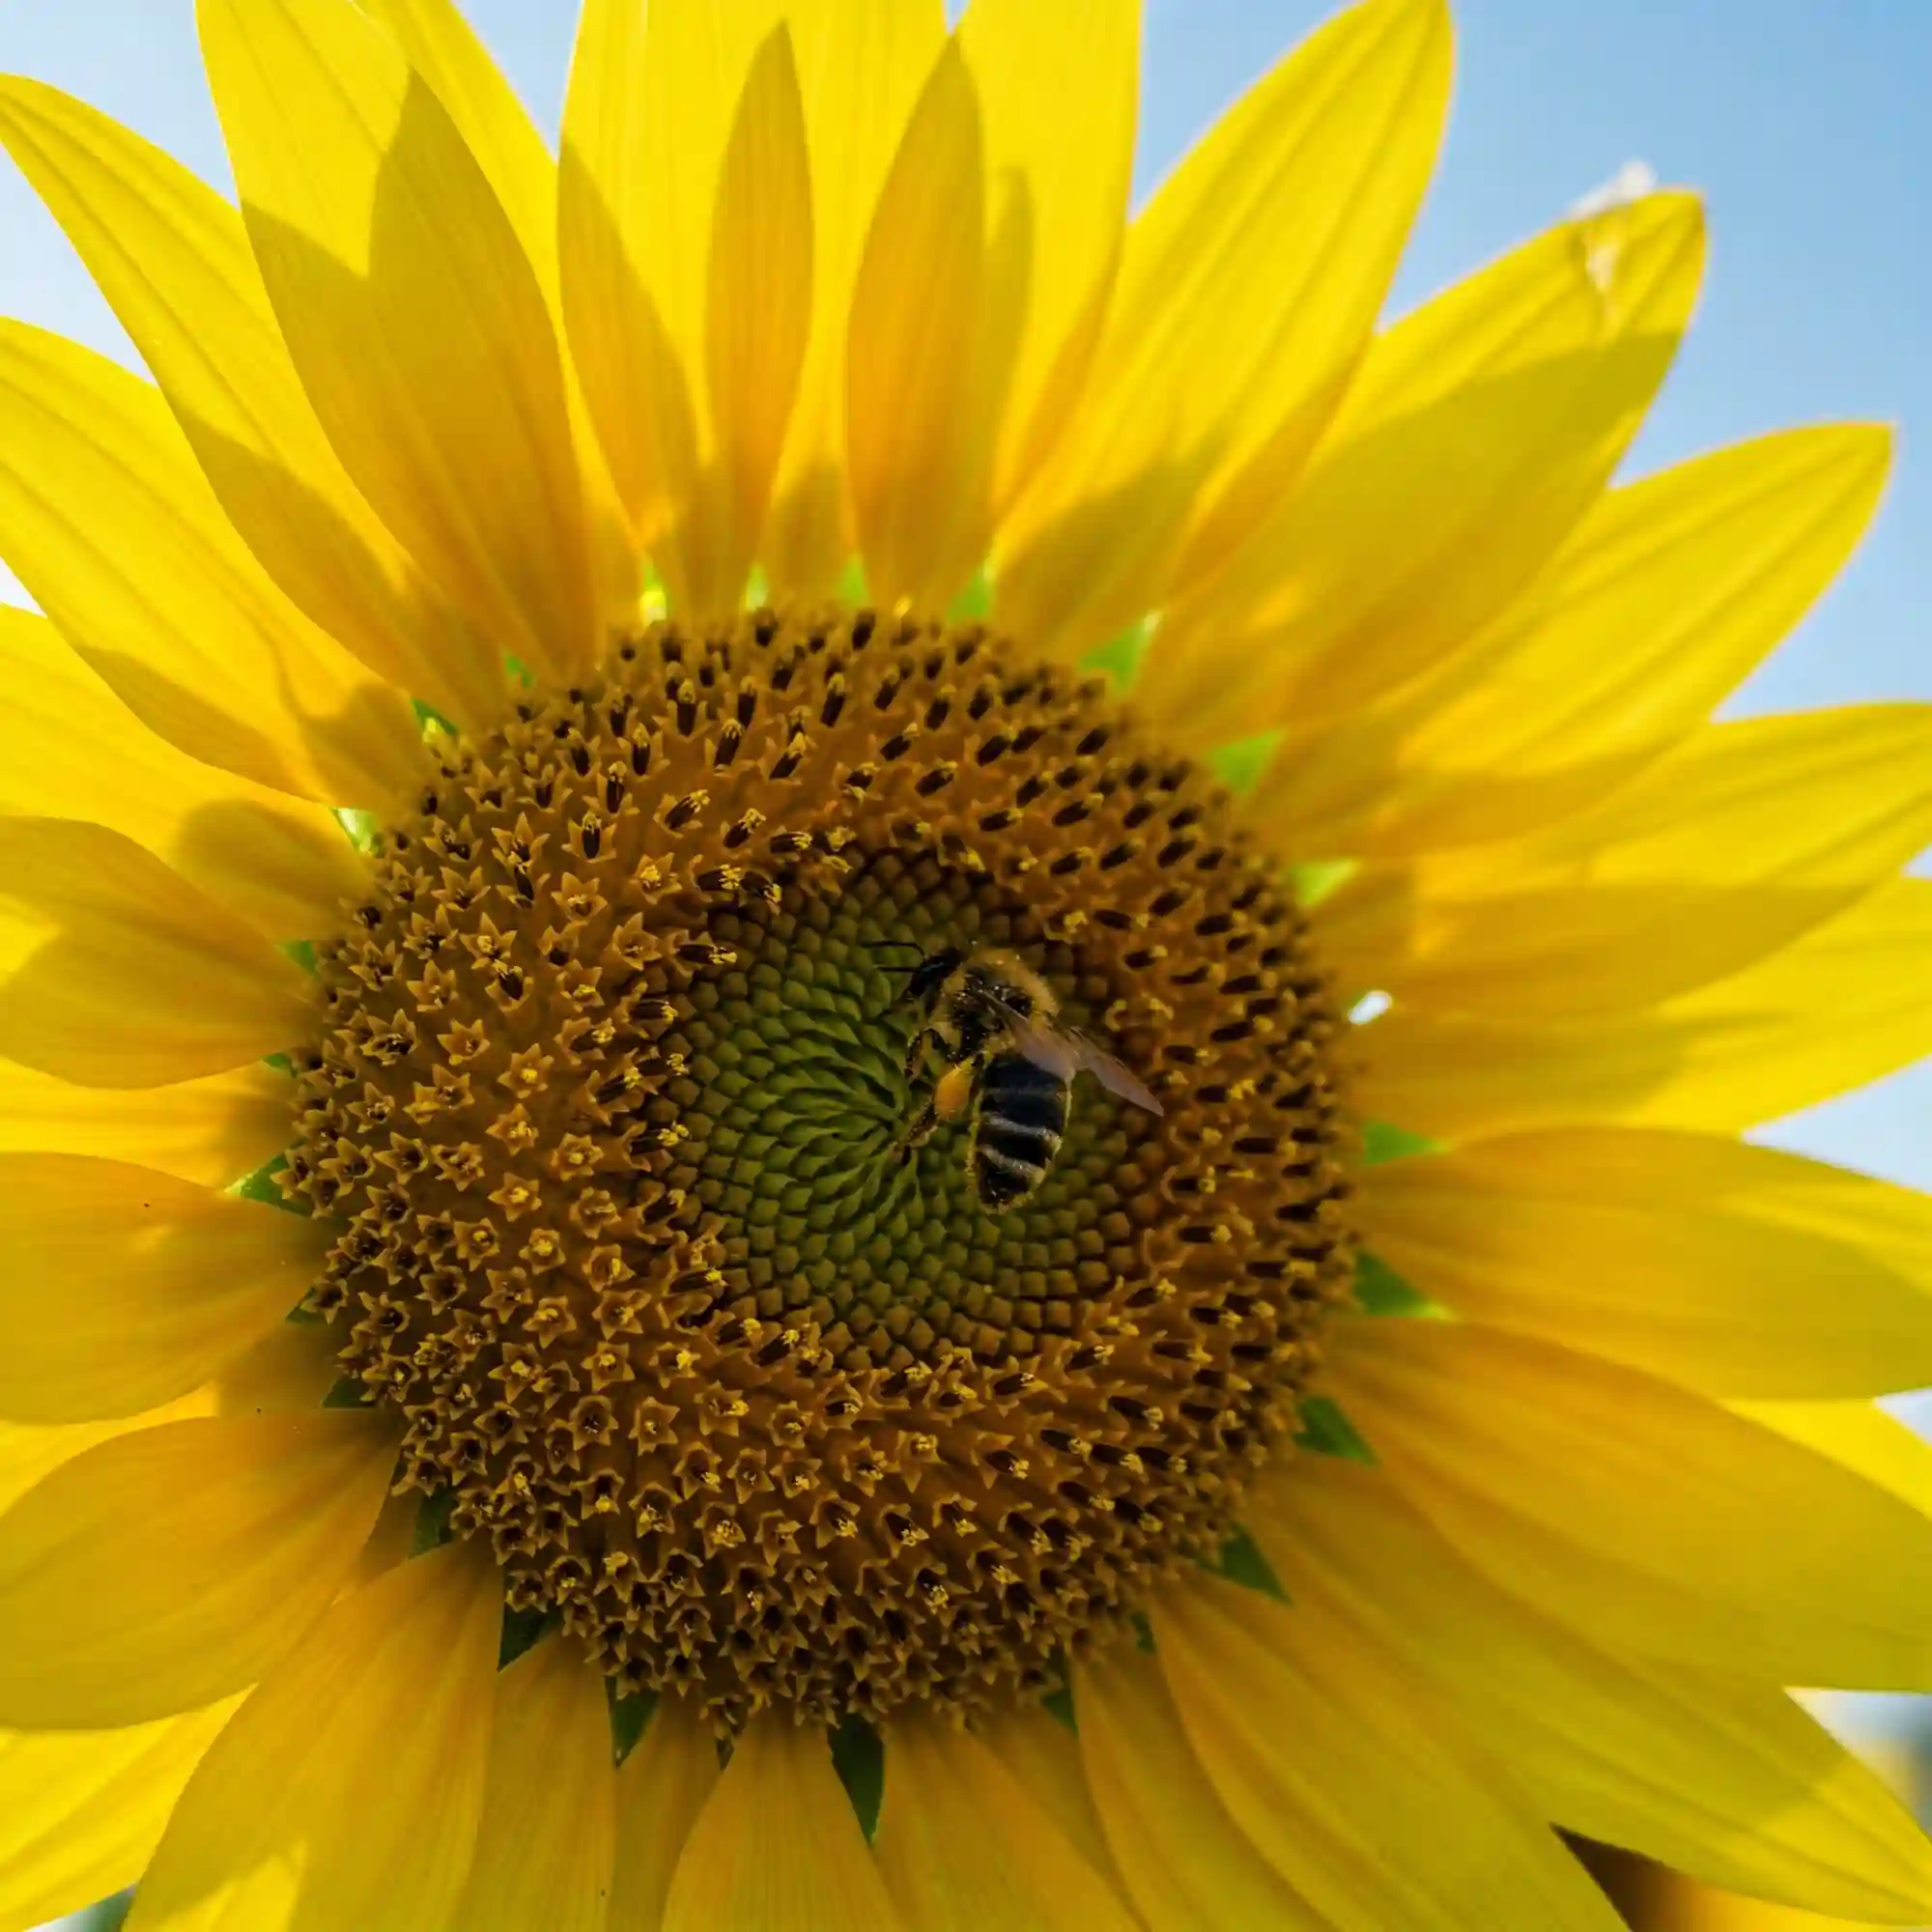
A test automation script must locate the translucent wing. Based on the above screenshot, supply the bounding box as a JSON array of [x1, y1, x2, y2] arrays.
[[1064, 1027, 1164, 1116], [1004, 1011, 1081, 1079], [1004, 1011, 1163, 1117]]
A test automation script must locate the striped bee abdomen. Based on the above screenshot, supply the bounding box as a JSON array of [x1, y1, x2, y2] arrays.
[[973, 1051, 1071, 1208]]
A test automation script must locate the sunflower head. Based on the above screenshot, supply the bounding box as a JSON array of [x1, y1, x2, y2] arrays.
[[284, 606, 1352, 1727], [0, 0, 1923, 1928]]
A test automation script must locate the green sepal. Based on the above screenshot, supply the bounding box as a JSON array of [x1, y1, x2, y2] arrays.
[[831, 1714, 885, 1839], [1295, 1393, 1377, 1463], [1204, 1524, 1288, 1601]]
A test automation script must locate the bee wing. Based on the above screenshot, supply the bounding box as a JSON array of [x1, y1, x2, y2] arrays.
[[1003, 1009, 1164, 1117], [1004, 1011, 1083, 1081], [1065, 1029, 1165, 1116]]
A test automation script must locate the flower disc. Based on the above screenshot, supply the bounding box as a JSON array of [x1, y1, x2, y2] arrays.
[[289, 610, 1352, 1726]]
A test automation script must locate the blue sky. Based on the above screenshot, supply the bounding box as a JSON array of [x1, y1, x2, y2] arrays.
[[0, 0, 1925, 1183]]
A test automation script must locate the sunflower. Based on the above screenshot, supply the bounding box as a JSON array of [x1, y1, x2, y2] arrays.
[[0, 0, 1927, 1925]]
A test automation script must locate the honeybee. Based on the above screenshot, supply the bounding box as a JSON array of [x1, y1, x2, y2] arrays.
[[882, 945, 1163, 1210]]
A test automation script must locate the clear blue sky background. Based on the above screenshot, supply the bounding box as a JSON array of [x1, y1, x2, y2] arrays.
[[0, 7, 1928, 1916], [0, 4, 1921, 1156]]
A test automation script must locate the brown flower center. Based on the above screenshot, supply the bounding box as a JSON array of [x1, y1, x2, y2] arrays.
[[286, 609, 1352, 1727]]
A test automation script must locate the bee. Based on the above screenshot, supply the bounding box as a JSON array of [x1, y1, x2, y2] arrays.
[[880, 944, 1163, 1210]]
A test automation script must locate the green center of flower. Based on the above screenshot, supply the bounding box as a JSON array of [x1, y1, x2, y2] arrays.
[[286, 610, 1353, 1726]]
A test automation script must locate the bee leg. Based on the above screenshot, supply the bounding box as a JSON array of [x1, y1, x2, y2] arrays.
[[902, 1025, 936, 1086], [891, 1096, 939, 1163]]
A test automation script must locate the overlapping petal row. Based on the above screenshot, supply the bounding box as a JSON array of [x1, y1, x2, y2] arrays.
[[0, 0, 1924, 1925]]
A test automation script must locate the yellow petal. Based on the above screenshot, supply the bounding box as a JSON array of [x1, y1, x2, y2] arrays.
[[1360, 1129, 1932, 1399], [1252, 424, 1893, 858], [1323, 703, 1932, 1018], [974, 1702, 1117, 1889], [0, 1058, 289, 1189], [0, 607, 366, 945], [209, 1320, 341, 1418], [0, 321, 421, 805], [354, 0, 556, 282], [0, 1700, 240, 1931], [1149, 188, 1706, 737], [1253, 1458, 1932, 1923], [0, 1153, 324, 1423], [200, 0, 598, 682], [662, 1714, 900, 1932], [699, 23, 813, 612], [1154, 1569, 1625, 1929], [608, 1692, 720, 1932], [356, 0, 642, 624], [455, 1635, 617, 1932], [1074, 1640, 1321, 1929], [1736, 1401, 1932, 1521], [0, 818, 310, 1089], [874, 1708, 1136, 1931], [0, 1407, 395, 1728], [0, 1321, 334, 1532], [562, 0, 799, 614], [1491, 703, 1932, 894], [127, 1542, 499, 1932], [955, 0, 1139, 516], [1000, 0, 1453, 663], [1355, 877, 1932, 1140], [845, 39, 994, 611], [762, 0, 947, 597], [1333, 1319, 1932, 1690], [0, 74, 504, 729]]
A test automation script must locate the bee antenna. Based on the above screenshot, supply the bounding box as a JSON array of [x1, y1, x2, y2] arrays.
[[862, 939, 928, 957]]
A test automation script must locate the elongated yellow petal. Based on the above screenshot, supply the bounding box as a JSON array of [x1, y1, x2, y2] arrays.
[[1738, 1401, 1932, 1521], [1334, 1320, 1932, 1690], [0, 1700, 240, 1931], [763, 0, 947, 597], [662, 1714, 899, 1932], [1361, 1129, 1932, 1399], [0, 1321, 333, 1534], [874, 1708, 1135, 1931], [201, 0, 598, 681], [128, 1542, 498, 1932], [563, 0, 804, 614], [0, 74, 504, 729], [0, 321, 421, 805], [701, 24, 813, 611], [0, 818, 311, 1089], [0, 605, 363, 945], [561, 0, 699, 587], [356, 0, 642, 624], [846, 39, 993, 611], [999, 0, 1453, 663], [1253, 1459, 1932, 1923], [0, 1059, 289, 1190], [1150, 188, 1706, 735], [956, 0, 1138, 516], [0, 1407, 394, 1727], [355, 0, 555, 279], [455, 1635, 616, 1932], [0, 1153, 323, 1423], [975, 1703, 1117, 1889], [1252, 424, 1893, 855], [1321, 704, 1932, 1017], [1074, 1641, 1321, 1929], [1355, 877, 1932, 1139], [1154, 1570, 1625, 1929], [608, 1693, 719, 1932], [0, 1378, 243, 1522], [1488, 703, 1932, 892]]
